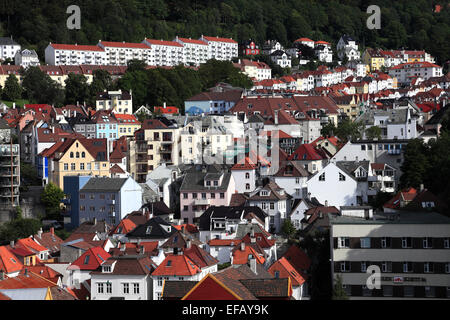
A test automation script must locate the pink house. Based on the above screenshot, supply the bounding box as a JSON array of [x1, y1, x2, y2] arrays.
[[180, 168, 235, 224]]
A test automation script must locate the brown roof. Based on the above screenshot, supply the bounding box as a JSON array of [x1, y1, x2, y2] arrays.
[[33, 230, 64, 254], [50, 286, 77, 300], [239, 278, 291, 298], [273, 161, 309, 177], [162, 281, 197, 299], [248, 181, 289, 201], [91, 255, 156, 275]]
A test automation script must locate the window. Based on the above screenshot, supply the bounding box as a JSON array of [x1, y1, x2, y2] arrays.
[[245, 173, 250, 179], [97, 283, 104, 294], [192, 193, 197, 199], [403, 262, 413, 273], [201, 193, 206, 199], [183, 205, 188, 211], [210, 193, 215, 199], [381, 237, 391, 248], [338, 237, 350, 248], [340, 261, 350, 272], [425, 286, 435, 298], [157, 293, 162, 300], [444, 238, 450, 249], [270, 202, 274, 210], [71, 163, 76, 170], [81, 152, 85, 158], [319, 173, 325, 181], [383, 286, 393, 297], [361, 145, 366, 151], [402, 237, 412, 248], [246, 183, 250, 190], [339, 173, 346, 181], [295, 178, 300, 184], [362, 285, 371, 297], [423, 237, 432, 249], [70, 152, 74, 158], [133, 283, 140, 294], [360, 238, 371, 248], [80, 205, 85, 211], [445, 263, 450, 274], [220, 193, 225, 199], [424, 262, 434, 273], [157, 277, 163, 287], [382, 261, 392, 273], [80, 163, 85, 170], [361, 261, 367, 272], [403, 286, 414, 297], [183, 193, 188, 199], [122, 283, 129, 294], [64, 163, 68, 171]]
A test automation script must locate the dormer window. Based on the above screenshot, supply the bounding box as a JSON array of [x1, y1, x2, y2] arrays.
[[213, 181, 218, 186], [260, 190, 269, 196], [103, 266, 112, 273], [146, 226, 152, 234]]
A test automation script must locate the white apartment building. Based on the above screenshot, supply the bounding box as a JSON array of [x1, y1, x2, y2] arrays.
[[174, 36, 210, 66], [199, 35, 238, 61], [97, 41, 154, 66], [142, 38, 184, 67], [389, 62, 443, 85], [0, 37, 21, 61], [45, 43, 107, 66]]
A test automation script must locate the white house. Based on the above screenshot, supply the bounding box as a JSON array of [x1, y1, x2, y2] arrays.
[[199, 35, 238, 62], [0, 37, 21, 62], [289, 197, 322, 230], [45, 43, 107, 66], [389, 61, 443, 85], [14, 49, 39, 68], [337, 35, 360, 61], [230, 157, 258, 193], [270, 50, 291, 68], [272, 161, 309, 199]]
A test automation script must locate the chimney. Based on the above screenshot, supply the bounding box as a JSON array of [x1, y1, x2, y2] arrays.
[[10, 240, 14, 248], [325, 200, 328, 207], [0, 270, 4, 280], [37, 228, 43, 238], [274, 110, 279, 125], [186, 239, 191, 249], [249, 256, 257, 275], [420, 184, 424, 192], [240, 242, 245, 251], [50, 227, 54, 235], [93, 218, 97, 225], [12, 102, 15, 109], [163, 102, 166, 109]]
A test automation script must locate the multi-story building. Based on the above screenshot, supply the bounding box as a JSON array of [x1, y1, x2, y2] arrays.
[[173, 36, 209, 66], [270, 50, 291, 68], [91, 110, 118, 141], [64, 176, 142, 227], [388, 61, 443, 85], [96, 89, 133, 115], [179, 166, 236, 224], [337, 35, 360, 61], [362, 48, 385, 72], [43, 138, 110, 189], [0, 119, 20, 207], [142, 38, 184, 67], [241, 40, 260, 56], [199, 35, 238, 61], [113, 114, 141, 138], [14, 49, 39, 68], [97, 40, 154, 66], [330, 210, 450, 299], [234, 59, 271, 81], [44, 43, 107, 66], [0, 37, 21, 62], [314, 41, 333, 63]]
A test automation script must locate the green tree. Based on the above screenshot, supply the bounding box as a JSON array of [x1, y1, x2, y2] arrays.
[[321, 121, 337, 137], [335, 119, 364, 142], [281, 219, 296, 239], [332, 275, 349, 300], [2, 74, 22, 101], [64, 73, 89, 105], [400, 139, 430, 189], [40, 183, 64, 219], [365, 125, 382, 140], [0, 218, 42, 242]]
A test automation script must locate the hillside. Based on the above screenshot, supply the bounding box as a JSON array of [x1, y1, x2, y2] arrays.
[[0, 0, 449, 64]]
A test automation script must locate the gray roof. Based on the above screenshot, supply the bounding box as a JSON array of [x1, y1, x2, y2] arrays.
[[358, 108, 410, 125], [80, 177, 128, 192], [235, 223, 268, 238], [0, 37, 19, 46], [336, 160, 370, 179], [0, 288, 48, 300], [330, 211, 450, 225], [180, 171, 231, 191]]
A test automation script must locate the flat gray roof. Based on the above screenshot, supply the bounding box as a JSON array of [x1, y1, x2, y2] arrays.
[[330, 211, 450, 225]]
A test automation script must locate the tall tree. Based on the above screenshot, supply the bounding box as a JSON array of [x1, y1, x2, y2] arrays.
[[64, 73, 89, 105], [2, 74, 22, 101]]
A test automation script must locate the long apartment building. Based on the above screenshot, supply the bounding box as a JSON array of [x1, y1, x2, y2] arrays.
[[128, 119, 180, 183], [330, 209, 450, 299], [45, 35, 238, 67]]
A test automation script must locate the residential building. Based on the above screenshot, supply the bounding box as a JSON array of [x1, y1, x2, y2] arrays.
[[96, 89, 133, 115], [45, 43, 107, 66], [0, 246, 23, 278], [67, 247, 111, 289], [241, 40, 260, 56], [91, 110, 118, 141], [142, 38, 184, 67], [97, 40, 154, 66], [184, 89, 243, 115], [180, 166, 236, 224], [289, 197, 322, 230], [330, 210, 450, 299], [268, 256, 307, 300], [273, 161, 309, 199], [337, 35, 360, 61], [173, 36, 209, 66], [126, 216, 177, 245], [270, 50, 291, 68], [0, 119, 20, 207], [389, 62, 443, 85], [90, 255, 156, 300], [230, 157, 257, 193], [362, 48, 385, 72], [234, 59, 271, 81], [199, 35, 238, 61], [0, 37, 21, 61], [14, 49, 39, 68]]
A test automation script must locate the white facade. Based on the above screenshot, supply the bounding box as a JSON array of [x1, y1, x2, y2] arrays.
[[0, 38, 21, 61], [142, 39, 184, 67], [270, 51, 291, 68], [174, 36, 210, 66], [273, 176, 307, 200], [307, 162, 359, 208], [231, 168, 257, 193], [199, 35, 238, 62], [14, 49, 39, 68], [91, 272, 152, 300], [45, 43, 107, 66], [389, 62, 443, 85], [97, 41, 154, 66], [152, 273, 202, 300]]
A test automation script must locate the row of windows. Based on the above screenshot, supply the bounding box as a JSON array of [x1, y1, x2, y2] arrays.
[[80, 193, 115, 200], [318, 172, 346, 181], [119, 127, 138, 133], [79, 205, 114, 213], [337, 237, 450, 249], [63, 162, 106, 171], [342, 285, 450, 298], [97, 282, 140, 294], [182, 192, 225, 199], [338, 261, 450, 273]]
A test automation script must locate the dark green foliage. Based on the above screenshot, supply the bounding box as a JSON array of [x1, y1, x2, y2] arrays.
[[365, 125, 382, 140], [1, 1, 447, 65], [40, 183, 65, 219], [64, 73, 89, 105], [332, 275, 349, 300], [2, 74, 22, 101], [281, 219, 296, 239], [0, 217, 42, 242], [21, 66, 65, 106]]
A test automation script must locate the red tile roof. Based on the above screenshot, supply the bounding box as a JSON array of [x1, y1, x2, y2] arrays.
[[173, 224, 199, 234], [67, 247, 111, 271], [232, 244, 265, 265], [282, 245, 311, 274], [383, 187, 418, 209], [113, 113, 140, 124], [111, 218, 137, 234], [202, 36, 237, 44], [231, 157, 257, 170], [144, 38, 183, 47], [288, 143, 327, 161], [50, 43, 104, 51], [0, 246, 23, 274], [295, 38, 314, 42], [152, 254, 201, 276], [0, 271, 58, 289], [208, 239, 242, 247], [181, 273, 242, 300], [177, 37, 208, 45], [268, 257, 306, 286], [99, 41, 150, 49], [16, 238, 49, 254]]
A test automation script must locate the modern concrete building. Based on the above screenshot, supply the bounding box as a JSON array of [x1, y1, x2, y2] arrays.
[[330, 210, 450, 299]]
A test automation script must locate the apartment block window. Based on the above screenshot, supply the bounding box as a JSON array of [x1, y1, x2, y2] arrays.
[[220, 193, 225, 199], [360, 237, 371, 248], [122, 283, 129, 294], [423, 237, 432, 249], [403, 286, 414, 297], [210, 193, 215, 199], [192, 193, 197, 199], [133, 283, 140, 294], [382, 261, 392, 273], [424, 262, 434, 273], [403, 262, 413, 273], [340, 261, 350, 272], [383, 286, 393, 297], [97, 283, 104, 294], [402, 237, 412, 248], [381, 237, 391, 248], [444, 238, 449, 249], [183, 193, 188, 199], [64, 163, 68, 171], [361, 261, 367, 272], [338, 237, 350, 248], [425, 286, 435, 298], [201, 193, 206, 199]]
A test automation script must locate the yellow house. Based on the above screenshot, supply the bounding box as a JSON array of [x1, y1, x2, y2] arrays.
[[113, 114, 141, 138], [42, 138, 110, 189], [331, 95, 360, 121], [362, 49, 385, 71], [0, 65, 23, 88]]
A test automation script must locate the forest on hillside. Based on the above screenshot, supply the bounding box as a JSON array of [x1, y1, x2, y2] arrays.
[[0, 0, 449, 65]]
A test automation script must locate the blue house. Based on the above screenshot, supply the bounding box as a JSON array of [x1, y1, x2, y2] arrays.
[[63, 175, 142, 229], [63, 175, 91, 229], [91, 110, 118, 141]]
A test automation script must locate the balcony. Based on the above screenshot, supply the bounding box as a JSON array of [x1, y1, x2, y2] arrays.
[[388, 149, 401, 155], [159, 146, 172, 153], [107, 199, 115, 205], [62, 198, 71, 205], [194, 199, 210, 206]]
